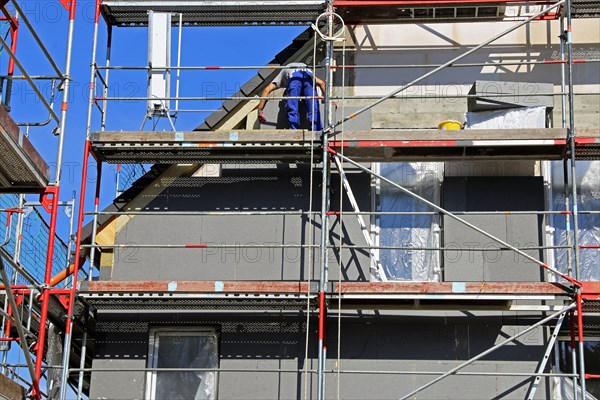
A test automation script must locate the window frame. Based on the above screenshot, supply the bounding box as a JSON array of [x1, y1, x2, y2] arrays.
[[372, 162, 443, 282], [145, 327, 219, 400]]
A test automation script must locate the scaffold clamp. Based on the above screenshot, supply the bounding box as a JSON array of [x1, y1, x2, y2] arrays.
[[40, 187, 59, 214]]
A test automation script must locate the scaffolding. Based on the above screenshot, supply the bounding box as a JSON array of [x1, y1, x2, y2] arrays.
[[0, 0, 596, 398], [75, 0, 600, 399], [0, 0, 78, 398]]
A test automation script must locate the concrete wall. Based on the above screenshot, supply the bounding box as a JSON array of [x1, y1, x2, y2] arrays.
[[107, 165, 372, 282], [99, 19, 600, 284], [106, 163, 551, 283], [89, 311, 552, 399], [336, 19, 600, 129], [442, 176, 546, 281]]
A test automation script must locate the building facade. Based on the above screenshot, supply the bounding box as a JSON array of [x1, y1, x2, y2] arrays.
[[77, 1, 599, 399]]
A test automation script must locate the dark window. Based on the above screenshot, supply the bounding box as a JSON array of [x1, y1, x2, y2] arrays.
[[147, 330, 219, 400]]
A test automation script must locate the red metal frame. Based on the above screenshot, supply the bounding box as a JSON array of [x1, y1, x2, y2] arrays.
[[26, 1, 78, 396], [4, 293, 22, 339], [7, 17, 17, 77], [63, 139, 93, 375], [33, 184, 61, 396], [84, 280, 311, 293], [581, 282, 600, 301], [318, 290, 327, 366], [576, 293, 586, 384], [0, 2, 19, 105]]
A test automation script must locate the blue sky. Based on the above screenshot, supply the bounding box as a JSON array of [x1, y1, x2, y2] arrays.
[[3, 0, 306, 241]]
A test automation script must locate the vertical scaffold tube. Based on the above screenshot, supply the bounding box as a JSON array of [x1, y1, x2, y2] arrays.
[[559, 15, 567, 129], [60, 160, 101, 400], [564, 0, 581, 281], [559, 15, 575, 280], [318, 291, 327, 399], [565, 0, 586, 394], [87, 163, 102, 283], [33, 0, 78, 384], [58, 190, 79, 398], [563, 159, 574, 277], [59, 141, 92, 400], [4, 12, 18, 109], [317, 4, 335, 400], [101, 24, 112, 131], [576, 293, 586, 398], [57, 2, 97, 398], [53, 0, 76, 184], [76, 330, 88, 400], [32, 0, 77, 387], [34, 188, 60, 398], [570, 309, 579, 400], [86, 0, 101, 141]]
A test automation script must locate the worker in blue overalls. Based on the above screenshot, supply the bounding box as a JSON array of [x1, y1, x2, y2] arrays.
[[258, 63, 326, 131]]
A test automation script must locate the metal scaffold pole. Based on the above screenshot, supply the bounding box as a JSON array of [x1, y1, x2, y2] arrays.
[[66, 140, 93, 400], [317, 3, 336, 399], [33, 0, 77, 398], [570, 309, 579, 400], [558, 13, 581, 397], [57, 2, 103, 398], [101, 24, 113, 132], [563, 0, 587, 394], [576, 293, 587, 399]]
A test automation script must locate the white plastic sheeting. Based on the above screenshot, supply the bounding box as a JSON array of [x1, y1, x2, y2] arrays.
[[552, 377, 599, 400], [378, 162, 443, 281], [465, 106, 547, 129], [154, 333, 218, 400], [551, 160, 600, 281]]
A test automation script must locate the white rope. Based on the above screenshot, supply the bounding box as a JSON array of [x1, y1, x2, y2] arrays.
[[311, 10, 346, 42], [307, 9, 347, 398], [310, 8, 348, 398]]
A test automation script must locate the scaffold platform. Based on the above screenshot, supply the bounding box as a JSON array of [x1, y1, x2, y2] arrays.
[[79, 280, 573, 312], [100, 0, 327, 26], [89, 128, 600, 163], [99, 0, 599, 27], [0, 106, 50, 193]]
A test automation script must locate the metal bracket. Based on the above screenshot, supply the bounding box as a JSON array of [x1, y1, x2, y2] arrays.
[[57, 0, 71, 11], [39, 186, 59, 214]]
